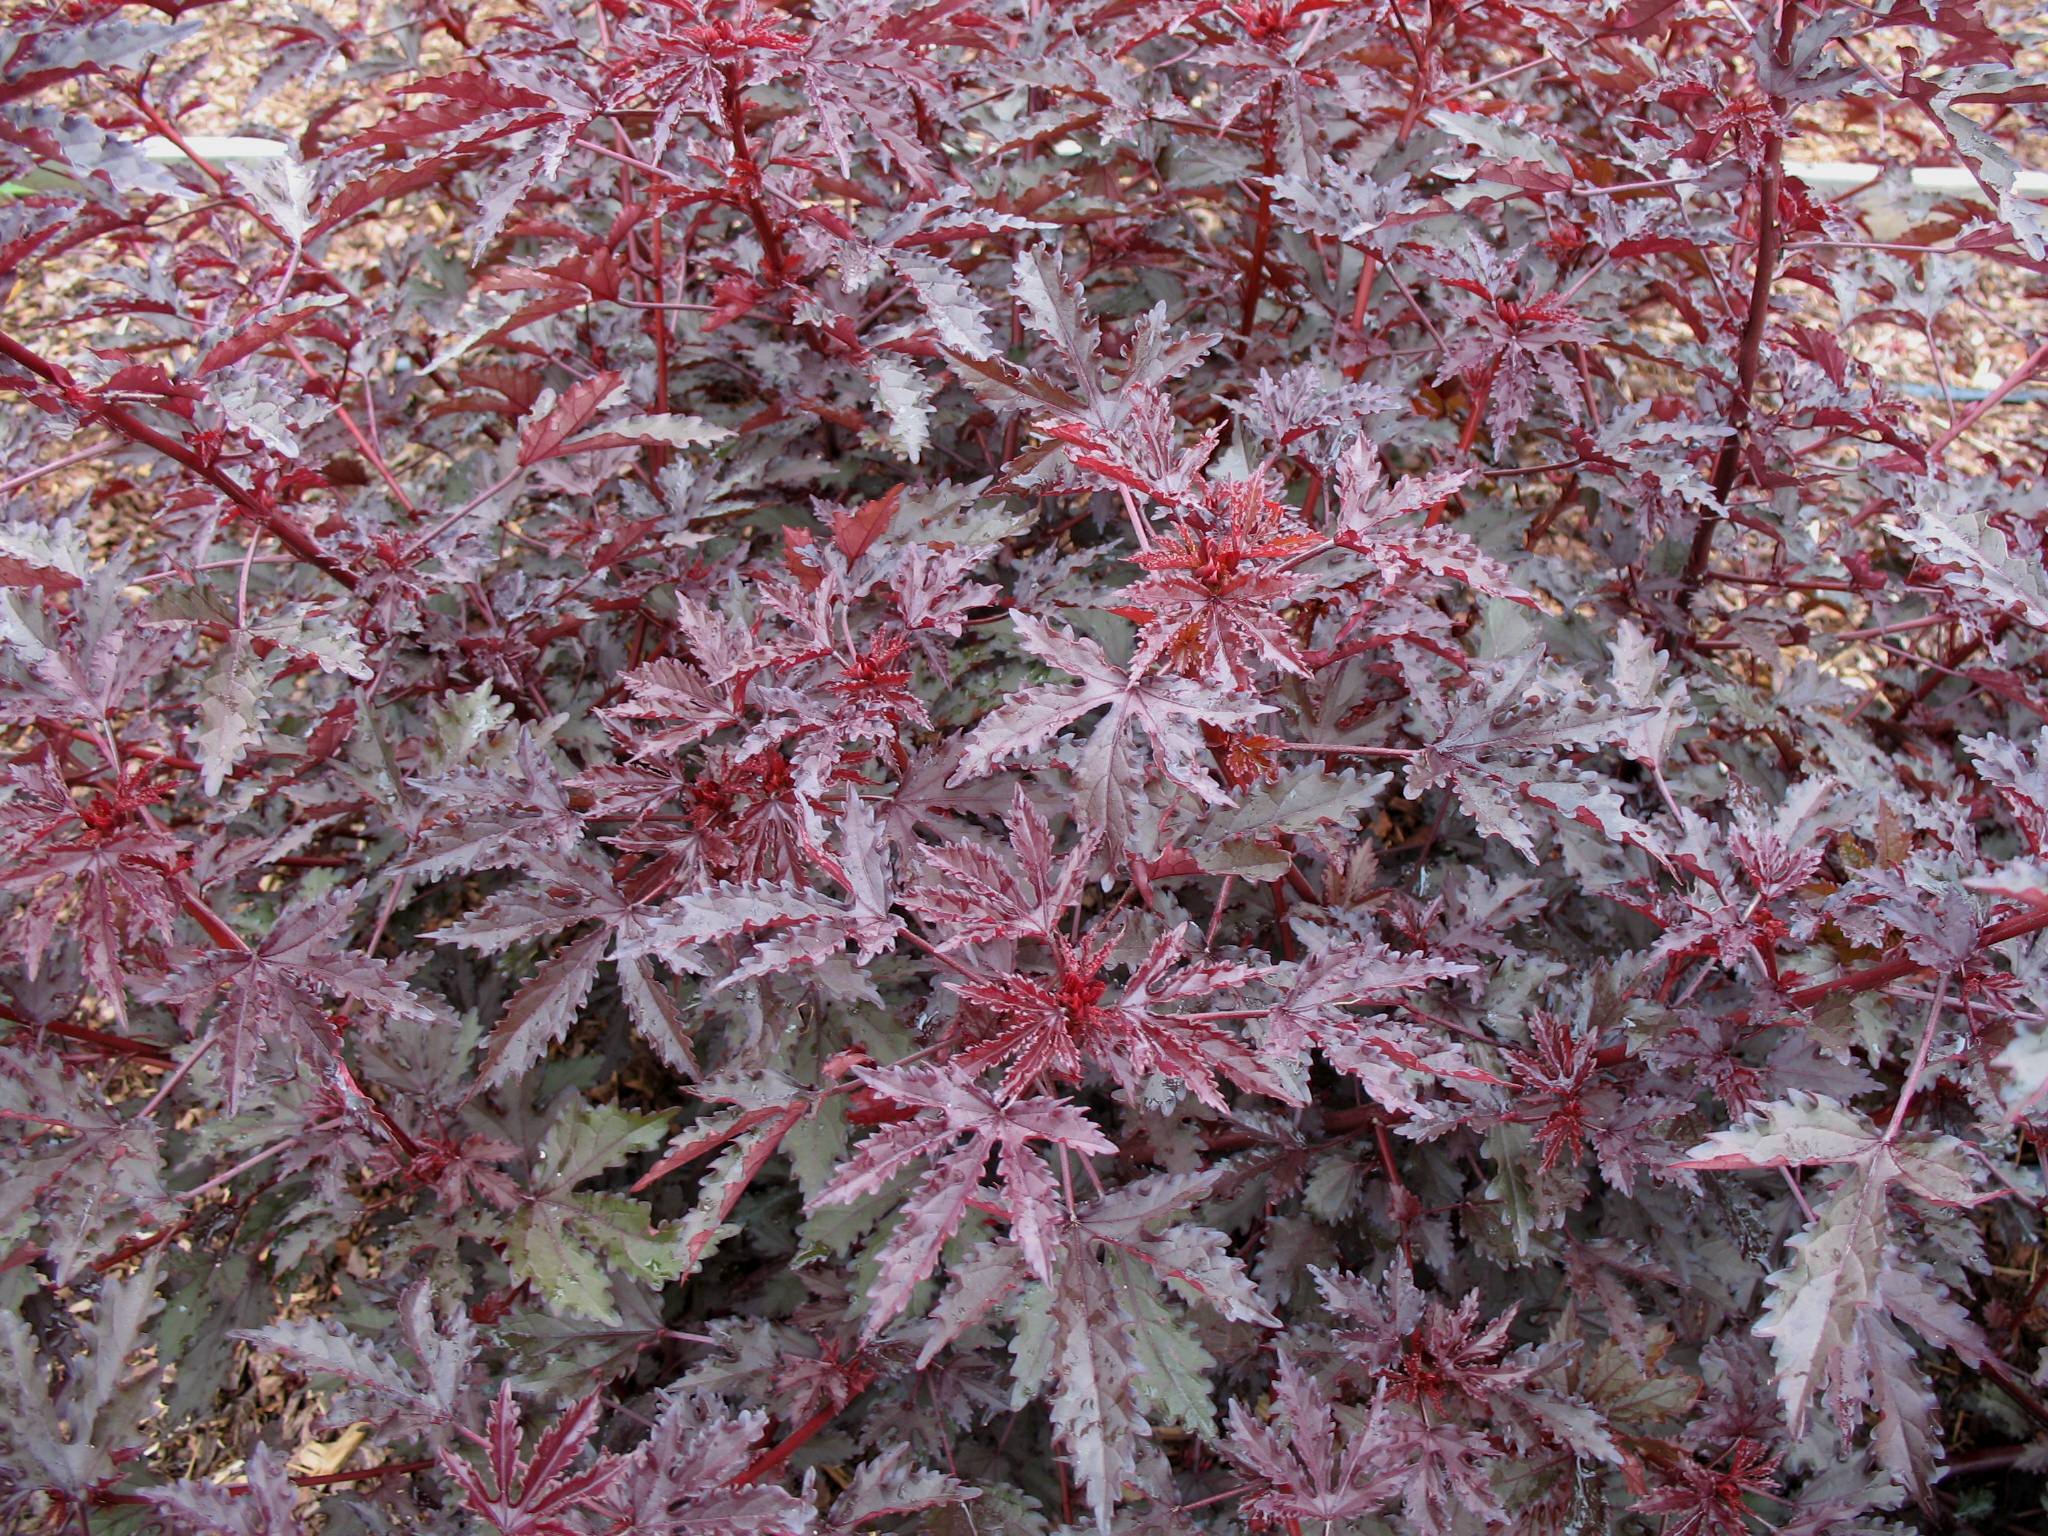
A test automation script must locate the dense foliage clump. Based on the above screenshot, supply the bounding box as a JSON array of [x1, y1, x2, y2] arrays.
[[4, 0, 2048, 1531]]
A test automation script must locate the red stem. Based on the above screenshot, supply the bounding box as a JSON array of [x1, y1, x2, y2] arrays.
[[290, 1458, 437, 1491], [92, 1212, 204, 1274], [1388, 0, 1434, 148], [174, 877, 252, 954], [128, 85, 418, 518], [1683, 9, 1793, 595], [1684, 145, 1783, 589], [1785, 902, 2048, 1008], [1236, 86, 1280, 356], [732, 1373, 872, 1487], [1451, 366, 1493, 463], [1923, 336, 2048, 465], [0, 328, 356, 590], [2, 1014, 173, 1064], [648, 214, 673, 464], [41, 721, 204, 776], [719, 64, 787, 281]]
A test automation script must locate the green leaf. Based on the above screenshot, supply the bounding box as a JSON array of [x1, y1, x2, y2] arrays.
[[506, 1105, 682, 1322], [1120, 1267, 1218, 1436], [1483, 1122, 1554, 1259], [872, 355, 933, 463], [534, 1103, 674, 1192], [508, 1192, 683, 1322], [250, 606, 372, 680], [426, 681, 515, 772], [892, 250, 996, 358], [194, 635, 271, 793]]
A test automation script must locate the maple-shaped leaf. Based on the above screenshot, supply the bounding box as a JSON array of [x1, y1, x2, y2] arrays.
[[1635, 1438, 1783, 1536], [1020, 1172, 1275, 1530], [155, 886, 449, 1111], [0, 1258, 161, 1505], [0, 516, 87, 591], [1028, 377, 1221, 509], [601, 1390, 812, 1536], [1315, 1251, 1619, 1471], [909, 1169, 1273, 1528], [393, 1277, 482, 1420], [0, 755, 181, 1014], [822, 1443, 977, 1532], [1009, 1238, 1145, 1535], [903, 784, 1099, 947], [1610, 619, 1694, 768], [888, 541, 1004, 650], [948, 613, 1270, 847], [1189, 765, 1390, 880], [598, 596, 777, 761], [211, 595, 359, 712], [1012, 244, 1104, 404], [413, 683, 518, 781], [1675, 1096, 1995, 1498], [518, 372, 626, 466], [505, 1103, 684, 1323], [1066, 1168, 1277, 1327], [951, 923, 1289, 1111], [510, 369, 731, 468], [479, 925, 609, 1087], [435, 848, 699, 1086], [1673, 1094, 1995, 1209], [1652, 778, 1842, 973], [347, 66, 560, 153], [1419, 243, 1599, 446], [145, 1442, 305, 1536], [1887, 478, 2048, 633], [1269, 147, 1420, 249], [623, 1075, 813, 1297], [605, 0, 804, 162], [1404, 649, 1632, 860], [1224, 1354, 1397, 1525], [891, 248, 997, 358], [441, 1385, 624, 1536], [870, 354, 932, 462], [624, 789, 902, 996], [1124, 479, 1317, 688], [1135, 1216, 1282, 1329], [197, 291, 348, 377], [1119, 1274, 1219, 1438], [191, 633, 268, 793], [1319, 1253, 1541, 1399], [1751, 1167, 1978, 1502], [1265, 932, 1483, 1093], [1828, 861, 1983, 977], [241, 1278, 474, 1438], [557, 413, 730, 459], [993, 274, 1219, 451], [1324, 441, 1524, 597], [629, 881, 837, 965], [1968, 732, 2048, 854], [1379, 1412, 1509, 1536], [0, 562, 178, 730], [807, 1063, 1113, 1337], [0, 1047, 164, 1281]]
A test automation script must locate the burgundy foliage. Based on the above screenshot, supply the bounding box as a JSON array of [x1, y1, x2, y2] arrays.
[[3, 0, 2048, 1532]]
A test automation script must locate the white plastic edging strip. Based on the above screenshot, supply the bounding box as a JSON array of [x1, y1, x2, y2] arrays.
[[139, 135, 289, 163], [1783, 159, 2048, 203]]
